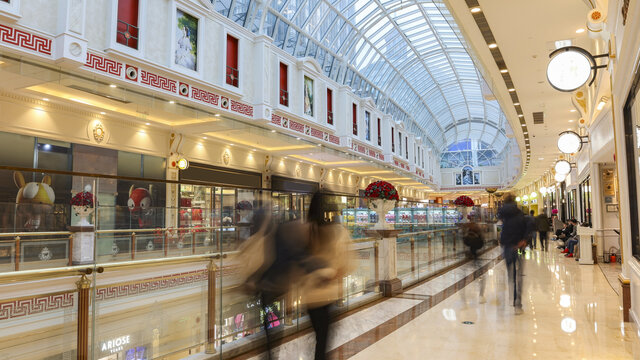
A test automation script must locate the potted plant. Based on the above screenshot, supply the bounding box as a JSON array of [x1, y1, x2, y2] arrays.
[[364, 181, 399, 230], [454, 195, 475, 223]]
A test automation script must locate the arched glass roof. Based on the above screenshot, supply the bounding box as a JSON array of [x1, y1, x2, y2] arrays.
[[210, 0, 512, 152]]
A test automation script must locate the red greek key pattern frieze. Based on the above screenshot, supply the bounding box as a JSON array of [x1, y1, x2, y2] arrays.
[[230, 100, 253, 117], [271, 114, 281, 126], [0, 24, 52, 56], [96, 270, 207, 301], [140, 70, 177, 93], [310, 128, 323, 139], [85, 53, 122, 76], [329, 135, 340, 145], [192, 86, 219, 106], [394, 158, 409, 170], [0, 293, 74, 320], [289, 120, 305, 133]]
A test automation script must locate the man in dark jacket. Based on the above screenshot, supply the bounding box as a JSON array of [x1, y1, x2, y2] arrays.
[[497, 194, 527, 315], [535, 211, 551, 251], [525, 210, 537, 249]]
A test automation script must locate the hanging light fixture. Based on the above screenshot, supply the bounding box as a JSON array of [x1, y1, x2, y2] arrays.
[[547, 46, 608, 92], [540, 186, 547, 195], [555, 160, 572, 175], [555, 172, 567, 182], [557, 131, 587, 154], [523, 195, 529, 201], [516, 196, 521, 202], [530, 192, 538, 199]]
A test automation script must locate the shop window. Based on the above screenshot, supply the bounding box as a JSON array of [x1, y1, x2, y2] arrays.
[[116, 0, 139, 49], [352, 103, 357, 135], [377, 118, 381, 146], [364, 111, 371, 141], [226, 35, 239, 87], [391, 127, 395, 152], [279, 62, 288, 106], [327, 88, 333, 125], [398, 131, 402, 155], [117, 151, 166, 179]]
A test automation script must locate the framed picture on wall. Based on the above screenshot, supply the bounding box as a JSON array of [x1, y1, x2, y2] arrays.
[[175, 9, 198, 71], [304, 76, 314, 116], [462, 166, 473, 185], [455, 173, 462, 186], [474, 173, 480, 185]]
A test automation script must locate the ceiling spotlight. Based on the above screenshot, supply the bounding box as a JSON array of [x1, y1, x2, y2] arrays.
[[514, 102, 520, 106], [518, 114, 524, 117], [100, 111, 106, 115], [145, 122, 151, 125], [43, 98, 50, 102], [203, 136, 207, 139], [570, 109, 577, 112], [557, 130, 586, 153], [569, 119, 575, 123], [470, 7, 482, 13], [296, 137, 301, 140], [169, 100, 175, 104], [508, 88, 516, 92], [521, 124, 526, 127], [488, 43, 498, 49], [271, 129, 276, 133], [500, 69, 509, 73], [555, 160, 572, 175], [214, 113, 220, 117], [576, 28, 585, 34], [109, 84, 117, 88]]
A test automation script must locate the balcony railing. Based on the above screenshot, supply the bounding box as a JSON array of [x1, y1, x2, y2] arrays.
[[279, 88, 288, 106], [226, 65, 239, 87]]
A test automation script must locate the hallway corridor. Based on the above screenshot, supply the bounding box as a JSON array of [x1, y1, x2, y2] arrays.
[[350, 249, 640, 360]]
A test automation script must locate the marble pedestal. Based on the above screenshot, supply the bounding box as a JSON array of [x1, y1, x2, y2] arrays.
[[577, 226, 594, 265], [366, 229, 402, 297], [69, 225, 94, 265]]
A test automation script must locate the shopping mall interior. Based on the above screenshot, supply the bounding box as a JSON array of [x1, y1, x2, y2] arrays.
[[0, 0, 640, 359]]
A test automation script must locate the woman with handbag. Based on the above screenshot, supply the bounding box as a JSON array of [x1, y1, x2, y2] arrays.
[[299, 192, 352, 360]]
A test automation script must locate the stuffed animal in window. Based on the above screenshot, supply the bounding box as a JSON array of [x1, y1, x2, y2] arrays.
[[128, 185, 153, 228], [70, 184, 96, 226], [14, 171, 55, 230]]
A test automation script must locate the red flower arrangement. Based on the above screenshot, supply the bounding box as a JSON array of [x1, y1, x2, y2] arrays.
[[70, 189, 96, 207], [364, 181, 399, 201], [454, 195, 474, 207]]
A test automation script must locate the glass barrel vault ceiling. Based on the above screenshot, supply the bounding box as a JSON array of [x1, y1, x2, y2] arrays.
[[212, 0, 512, 156]]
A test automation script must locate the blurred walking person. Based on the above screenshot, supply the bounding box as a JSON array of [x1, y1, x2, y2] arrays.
[[525, 210, 536, 250], [535, 211, 550, 251], [497, 194, 527, 315], [300, 192, 352, 360], [461, 221, 486, 303]]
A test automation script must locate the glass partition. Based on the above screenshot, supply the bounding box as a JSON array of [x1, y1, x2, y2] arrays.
[[0, 167, 498, 359]]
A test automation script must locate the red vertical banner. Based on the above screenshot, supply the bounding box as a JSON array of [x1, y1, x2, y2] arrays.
[[116, 0, 139, 49], [352, 103, 358, 135], [279, 62, 288, 106], [327, 88, 333, 125], [226, 35, 239, 87]]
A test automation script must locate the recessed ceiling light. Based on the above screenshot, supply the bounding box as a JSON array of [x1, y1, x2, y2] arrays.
[[518, 114, 524, 117], [271, 129, 276, 133], [538, 157, 544, 160], [470, 7, 482, 13], [521, 124, 526, 127], [43, 98, 50, 101], [508, 88, 516, 92], [576, 28, 585, 34], [252, 149, 257, 151], [514, 102, 520, 106], [109, 84, 117, 88], [169, 100, 175, 104], [230, 143, 234, 146], [145, 122, 151, 125], [500, 69, 509, 73], [569, 119, 575, 123], [570, 109, 577, 112], [100, 111, 106, 115], [203, 136, 207, 139], [214, 113, 220, 117], [488, 43, 498, 49], [296, 137, 301, 140], [524, 131, 528, 134]]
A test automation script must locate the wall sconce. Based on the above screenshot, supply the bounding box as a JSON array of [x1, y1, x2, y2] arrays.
[[554, 160, 573, 175], [547, 46, 608, 92], [557, 131, 588, 154]]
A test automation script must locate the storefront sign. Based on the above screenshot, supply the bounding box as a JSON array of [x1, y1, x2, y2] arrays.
[[101, 335, 131, 354]]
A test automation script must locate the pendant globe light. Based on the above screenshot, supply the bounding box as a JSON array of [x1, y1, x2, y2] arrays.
[[554, 160, 572, 175], [557, 131, 584, 154]]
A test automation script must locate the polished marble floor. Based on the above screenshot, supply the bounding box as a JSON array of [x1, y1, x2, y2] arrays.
[[242, 247, 639, 360], [351, 248, 640, 360]]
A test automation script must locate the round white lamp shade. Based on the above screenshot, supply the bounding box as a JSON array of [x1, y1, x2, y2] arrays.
[[557, 131, 582, 154], [547, 48, 592, 92], [555, 160, 572, 175], [530, 192, 538, 198], [554, 172, 567, 182], [516, 196, 521, 202], [540, 187, 547, 195]]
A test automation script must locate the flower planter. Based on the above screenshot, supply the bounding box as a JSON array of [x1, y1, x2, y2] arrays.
[[369, 198, 397, 230]]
